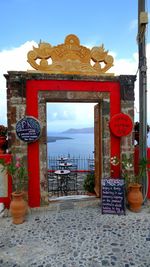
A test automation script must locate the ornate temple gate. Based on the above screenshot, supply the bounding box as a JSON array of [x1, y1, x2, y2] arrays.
[[4, 34, 136, 207]]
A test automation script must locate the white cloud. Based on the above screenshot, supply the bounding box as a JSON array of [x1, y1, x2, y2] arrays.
[[0, 41, 150, 129], [112, 52, 138, 74], [47, 103, 76, 121], [47, 103, 95, 132], [0, 41, 37, 125]]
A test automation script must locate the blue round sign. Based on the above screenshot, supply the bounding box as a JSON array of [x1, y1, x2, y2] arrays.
[[16, 117, 41, 143]]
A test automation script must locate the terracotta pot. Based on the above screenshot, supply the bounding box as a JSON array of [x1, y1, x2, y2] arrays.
[[0, 136, 7, 154], [10, 192, 27, 224], [127, 183, 143, 212]]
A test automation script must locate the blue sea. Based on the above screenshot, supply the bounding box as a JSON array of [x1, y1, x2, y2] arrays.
[[47, 133, 94, 158]]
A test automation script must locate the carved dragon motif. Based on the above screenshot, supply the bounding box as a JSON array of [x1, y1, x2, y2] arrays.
[[27, 34, 114, 75]]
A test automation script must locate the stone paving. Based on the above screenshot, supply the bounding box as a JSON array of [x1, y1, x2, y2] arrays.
[[0, 198, 150, 267]]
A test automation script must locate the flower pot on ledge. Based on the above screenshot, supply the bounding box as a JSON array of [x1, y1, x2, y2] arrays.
[[0, 154, 28, 224]]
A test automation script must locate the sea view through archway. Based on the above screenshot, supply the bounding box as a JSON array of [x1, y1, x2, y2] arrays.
[[47, 103, 95, 162]]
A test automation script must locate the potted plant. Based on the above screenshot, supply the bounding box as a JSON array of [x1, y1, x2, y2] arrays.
[[0, 155, 28, 224], [111, 155, 149, 212], [0, 125, 7, 154], [83, 173, 95, 194]]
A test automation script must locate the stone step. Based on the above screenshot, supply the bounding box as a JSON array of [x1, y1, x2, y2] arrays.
[[29, 195, 100, 214]]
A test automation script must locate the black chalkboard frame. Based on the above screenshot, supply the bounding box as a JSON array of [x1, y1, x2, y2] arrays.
[[101, 178, 126, 215]]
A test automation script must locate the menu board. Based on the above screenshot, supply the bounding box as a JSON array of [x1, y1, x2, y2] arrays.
[[16, 116, 41, 143], [102, 178, 125, 215]]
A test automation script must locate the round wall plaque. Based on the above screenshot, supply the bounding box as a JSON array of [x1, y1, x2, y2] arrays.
[[16, 116, 41, 142], [109, 113, 133, 137]]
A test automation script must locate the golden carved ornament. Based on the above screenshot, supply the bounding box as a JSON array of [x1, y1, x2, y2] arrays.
[[27, 34, 114, 75]]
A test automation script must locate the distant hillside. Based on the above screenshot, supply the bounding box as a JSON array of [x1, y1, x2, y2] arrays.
[[62, 127, 94, 134]]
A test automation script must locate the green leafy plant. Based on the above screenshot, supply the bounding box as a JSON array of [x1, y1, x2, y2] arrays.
[[111, 155, 149, 186], [83, 173, 95, 193], [0, 125, 7, 136], [0, 155, 28, 193]]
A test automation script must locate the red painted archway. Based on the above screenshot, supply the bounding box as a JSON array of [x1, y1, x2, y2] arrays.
[[26, 79, 121, 207]]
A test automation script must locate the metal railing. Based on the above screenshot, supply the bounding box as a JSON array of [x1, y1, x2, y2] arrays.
[[47, 154, 94, 171]]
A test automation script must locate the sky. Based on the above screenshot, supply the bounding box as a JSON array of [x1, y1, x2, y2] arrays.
[[0, 0, 150, 132]]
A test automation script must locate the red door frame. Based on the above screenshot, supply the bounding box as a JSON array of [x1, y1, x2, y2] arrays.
[[26, 80, 121, 207]]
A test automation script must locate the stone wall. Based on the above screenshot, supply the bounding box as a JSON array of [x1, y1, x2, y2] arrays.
[[5, 73, 27, 166], [119, 75, 136, 163]]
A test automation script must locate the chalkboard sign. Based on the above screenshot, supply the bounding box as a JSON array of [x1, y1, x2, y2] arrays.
[[102, 178, 125, 215], [16, 116, 41, 143]]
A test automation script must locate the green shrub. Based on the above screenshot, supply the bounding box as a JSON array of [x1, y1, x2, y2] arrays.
[[83, 173, 95, 193]]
